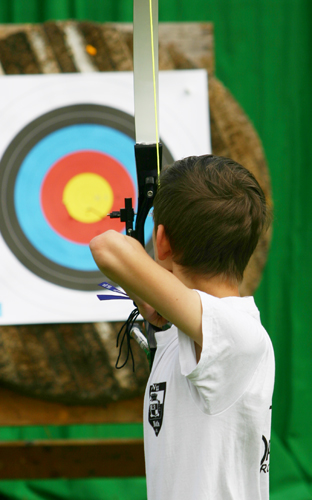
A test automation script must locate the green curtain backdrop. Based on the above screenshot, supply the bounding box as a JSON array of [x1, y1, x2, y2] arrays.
[[0, 1, 311, 499]]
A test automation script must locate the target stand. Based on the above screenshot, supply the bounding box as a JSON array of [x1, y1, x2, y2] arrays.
[[0, 386, 145, 479], [0, 19, 272, 483], [0, 20, 215, 481]]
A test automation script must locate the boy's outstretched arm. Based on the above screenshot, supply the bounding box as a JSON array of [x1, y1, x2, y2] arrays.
[[90, 230, 203, 347]]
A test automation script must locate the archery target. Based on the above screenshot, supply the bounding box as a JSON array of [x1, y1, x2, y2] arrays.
[[0, 71, 210, 324], [0, 103, 174, 290]]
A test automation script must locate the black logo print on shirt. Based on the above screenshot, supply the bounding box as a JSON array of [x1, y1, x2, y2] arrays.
[[260, 435, 270, 473], [148, 382, 166, 436], [260, 405, 272, 473]]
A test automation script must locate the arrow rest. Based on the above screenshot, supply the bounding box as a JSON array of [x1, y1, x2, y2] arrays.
[[109, 198, 134, 237]]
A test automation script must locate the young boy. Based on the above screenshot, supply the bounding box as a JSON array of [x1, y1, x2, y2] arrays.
[[90, 155, 275, 500]]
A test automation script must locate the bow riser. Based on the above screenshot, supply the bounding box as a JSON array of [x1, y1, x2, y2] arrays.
[[134, 143, 162, 246]]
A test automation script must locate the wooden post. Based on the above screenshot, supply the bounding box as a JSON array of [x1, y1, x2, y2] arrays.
[[0, 439, 145, 479]]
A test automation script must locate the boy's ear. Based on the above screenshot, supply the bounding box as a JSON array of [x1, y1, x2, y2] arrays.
[[156, 224, 172, 261]]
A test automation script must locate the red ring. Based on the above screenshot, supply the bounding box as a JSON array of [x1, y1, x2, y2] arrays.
[[40, 151, 136, 244]]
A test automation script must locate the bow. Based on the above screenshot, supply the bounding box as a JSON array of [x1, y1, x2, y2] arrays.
[[107, 0, 162, 370]]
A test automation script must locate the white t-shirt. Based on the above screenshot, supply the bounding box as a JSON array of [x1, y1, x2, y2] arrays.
[[144, 291, 275, 500]]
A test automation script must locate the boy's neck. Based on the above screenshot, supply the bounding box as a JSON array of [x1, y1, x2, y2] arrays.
[[172, 264, 240, 298]]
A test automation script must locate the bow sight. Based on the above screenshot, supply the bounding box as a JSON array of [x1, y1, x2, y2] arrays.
[[109, 143, 162, 245]]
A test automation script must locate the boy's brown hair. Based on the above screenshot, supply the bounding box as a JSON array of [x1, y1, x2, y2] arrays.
[[153, 155, 269, 282]]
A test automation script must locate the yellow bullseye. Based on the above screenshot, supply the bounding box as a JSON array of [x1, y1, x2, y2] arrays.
[[62, 173, 114, 223]]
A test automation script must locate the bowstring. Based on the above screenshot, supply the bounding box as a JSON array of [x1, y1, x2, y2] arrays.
[[149, 0, 161, 187]]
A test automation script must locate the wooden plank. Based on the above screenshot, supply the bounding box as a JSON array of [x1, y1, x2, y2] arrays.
[[0, 24, 33, 38], [0, 387, 143, 426], [114, 22, 214, 75], [0, 22, 214, 75], [0, 439, 145, 479], [159, 22, 214, 74]]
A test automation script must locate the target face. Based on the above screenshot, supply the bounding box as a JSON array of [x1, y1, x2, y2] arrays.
[[0, 103, 174, 290], [0, 71, 210, 325]]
